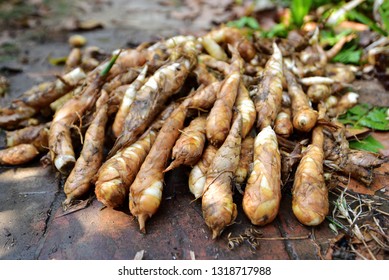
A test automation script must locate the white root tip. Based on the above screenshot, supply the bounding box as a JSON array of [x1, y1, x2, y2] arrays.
[[54, 155, 76, 174], [346, 92, 359, 104]]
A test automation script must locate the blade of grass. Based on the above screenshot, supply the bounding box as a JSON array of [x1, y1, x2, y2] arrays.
[[291, 0, 312, 27], [347, 9, 388, 36]]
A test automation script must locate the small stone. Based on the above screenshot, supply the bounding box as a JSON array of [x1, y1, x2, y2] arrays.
[[68, 34, 87, 48]]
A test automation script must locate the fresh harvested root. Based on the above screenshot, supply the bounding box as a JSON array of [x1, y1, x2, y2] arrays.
[[65, 48, 82, 71], [0, 68, 86, 129], [254, 42, 283, 130], [326, 63, 356, 84], [242, 126, 281, 226], [307, 84, 332, 103], [112, 65, 148, 137], [49, 52, 120, 174], [328, 92, 359, 117], [129, 104, 188, 233], [81, 46, 107, 72], [0, 144, 39, 165], [5, 122, 50, 150], [292, 125, 328, 226], [49, 85, 100, 174], [63, 90, 109, 207], [101, 68, 140, 94], [325, 34, 356, 60], [324, 95, 338, 111], [164, 115, 207, 172], [149, 101, 181, 131], [95, 129, 157, 208], [235, 81, 256, 139], [0, 105, 37, 129], [95, 99, 179, 208], [14, 67, 86, 110], [274, 107, 293, 138], [284, 68, 318, 132], [206, 46, 242, 146], [106, 84, 131, 113], [202, 113, 242, 239], [193, 62, 219, 86], [235, 135, 254, 186], [163, 35, 196, 49], [299, 76, 334, 86], [100, 49, 147, 80], [205, 26, 256, 61], [110, 50, 196, 156], [299, 27, 327, 70], [200, 36, 228, 61], [206, 71, 240, 146], [188, 144, 218, 199], [50, 90, 76, 112], [198, 54, 230, 75], [185, 81, 222, 111]]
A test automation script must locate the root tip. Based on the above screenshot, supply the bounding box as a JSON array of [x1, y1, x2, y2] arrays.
[[55, 155, 75, 174], [164, 159, 181, 172], [62, 197, 72, 211], [138, 214, 148, 234], [212, 229, 221, 239]]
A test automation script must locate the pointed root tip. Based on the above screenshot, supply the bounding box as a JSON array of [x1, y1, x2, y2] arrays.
[[212, 228, 221, 240], [55, 155, 75, 175], [138, 214, 148, 234], [163, 162, 177, 173]]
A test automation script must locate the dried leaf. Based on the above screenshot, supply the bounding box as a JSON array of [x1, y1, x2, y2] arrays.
[[134, 250, 145, 260]]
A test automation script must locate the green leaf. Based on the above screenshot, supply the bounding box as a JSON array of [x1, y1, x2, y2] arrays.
[[349, 135, 385, 153], [338, 104, 389, 131], [291, 0, 312, 27], [247, 17, 260, 30], [347, 9, 388, 36], [227, 16, 260, 30], [48, 56, 67, 66], [261, 23, 289, 38], [366, 108, 388, 123], [348, 104, 370, 116], [320, 29, 353, 46], [331, 43, 362, 65], [100, 50, 121, 77], [379, 1, 389, 33]]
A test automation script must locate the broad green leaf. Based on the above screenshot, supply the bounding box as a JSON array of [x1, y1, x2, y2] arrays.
[[349, 135, 385, 153], [359, 119, 389, 131], [291, 0, 312, 27], [331, 43, 362, 65], [245, 17, 260, 30], [320, 29, 353, 46], [366, 108, 387, 123], [348, 104, 370, 116], [227, 16, 260, 30], [261, 23, 289, 38], [338, 104, 389, 131]]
